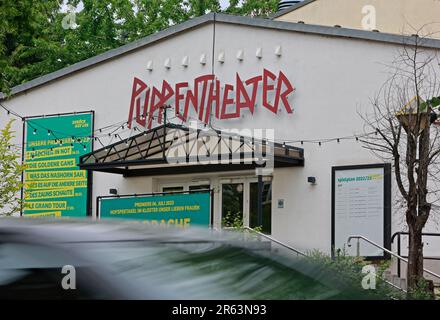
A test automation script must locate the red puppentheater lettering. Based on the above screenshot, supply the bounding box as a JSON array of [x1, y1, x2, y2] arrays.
[[127, 69, 295, 129]]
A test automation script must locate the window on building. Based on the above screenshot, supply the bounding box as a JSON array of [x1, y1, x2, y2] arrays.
[[162, 186, 184, 193], [221, 183, 244, 228], [249, 182, 272, 234], [189, 185, 210, 192]]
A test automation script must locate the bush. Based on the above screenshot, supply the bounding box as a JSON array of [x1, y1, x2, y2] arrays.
[[306, 249, 406, 300], [0, 120, 26, 216], [408, 278, 435, 300]]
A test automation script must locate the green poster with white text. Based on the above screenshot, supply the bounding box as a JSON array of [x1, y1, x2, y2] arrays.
[[23, 113, 93, 217], [99, 192, 211, 227]]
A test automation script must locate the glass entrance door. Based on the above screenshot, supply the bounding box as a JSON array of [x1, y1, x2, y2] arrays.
[[221, 178, 272, 234], [249, 181, 272, 234], [221, 183, 244, 228]]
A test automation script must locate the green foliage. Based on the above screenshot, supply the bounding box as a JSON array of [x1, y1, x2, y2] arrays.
[[0, 0, 278, 94], [376, 259, 391, 278], [221, 210, 263, 232], [0, 0, 63, 95], [225, 0, 278, 17], [407, 278, 435, 300], [307, 250, 406, 300], [429, 96, 440, 109], [222, 209, 243, 228], [251, 225, 263, 232], [0, 119, 26, 216], [420, 96, 440, 112]]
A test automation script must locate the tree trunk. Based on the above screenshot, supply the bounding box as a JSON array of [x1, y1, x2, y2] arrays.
[[407, 227, 424, 290]]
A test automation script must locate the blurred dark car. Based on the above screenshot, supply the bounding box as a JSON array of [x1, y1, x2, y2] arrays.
[[0, 218, 396, 300]]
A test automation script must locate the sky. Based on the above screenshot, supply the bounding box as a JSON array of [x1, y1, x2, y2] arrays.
[[220, 0, 230, 9]]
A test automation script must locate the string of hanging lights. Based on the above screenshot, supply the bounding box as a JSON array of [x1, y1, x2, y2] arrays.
[[1, 101, 378, 150]]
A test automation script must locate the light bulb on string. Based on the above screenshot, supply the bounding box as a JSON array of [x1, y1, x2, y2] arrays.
[[201, 123, 210, 133]]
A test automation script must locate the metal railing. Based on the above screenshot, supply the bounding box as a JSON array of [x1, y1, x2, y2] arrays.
[[347, 235, 440, 282], [392, 231, 440, 278], [243, 226, 307, 257], [241, 229, 404, 293], [237, 229, 404, 293]]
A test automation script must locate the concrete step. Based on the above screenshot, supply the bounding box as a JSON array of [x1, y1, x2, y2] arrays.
[[399, 278, 407, 291], [392, 274, 400, 286], [380, 269, 407, 291], [383, 270, 392, 281]]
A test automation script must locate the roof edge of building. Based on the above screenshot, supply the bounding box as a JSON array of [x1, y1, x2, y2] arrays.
[[216, 13, 440, 48], [2, 12, 440, 101], [271, 0, 317, 19]]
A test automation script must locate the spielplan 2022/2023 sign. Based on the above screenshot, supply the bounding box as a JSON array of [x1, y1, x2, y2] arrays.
[[23, 113, 93, 217], [99, 192, 211, 227], [332, 165, 390, 258]]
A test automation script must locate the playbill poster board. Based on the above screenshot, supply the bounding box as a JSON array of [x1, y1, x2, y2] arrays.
[[332, 164, 391, 259], [23, 113, 93, 217]]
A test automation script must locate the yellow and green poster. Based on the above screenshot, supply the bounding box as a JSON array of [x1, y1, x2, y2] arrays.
[[23, 113, 93, 217]]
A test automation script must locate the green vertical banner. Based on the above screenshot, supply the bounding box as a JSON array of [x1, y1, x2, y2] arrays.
[[99, 192, 211, 227], [23, 113, 93, 217]]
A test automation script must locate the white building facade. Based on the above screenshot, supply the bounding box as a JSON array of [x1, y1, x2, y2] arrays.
[[2, 13, 440, 261]]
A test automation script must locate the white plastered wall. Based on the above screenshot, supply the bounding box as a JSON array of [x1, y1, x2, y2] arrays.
[[2, 20, 440, 260]]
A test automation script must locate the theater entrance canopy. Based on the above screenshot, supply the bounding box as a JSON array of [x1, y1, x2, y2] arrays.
[[79, 123, 304, 177]]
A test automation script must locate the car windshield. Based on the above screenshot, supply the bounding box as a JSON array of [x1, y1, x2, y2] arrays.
[[72, 239, 364, 300]]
